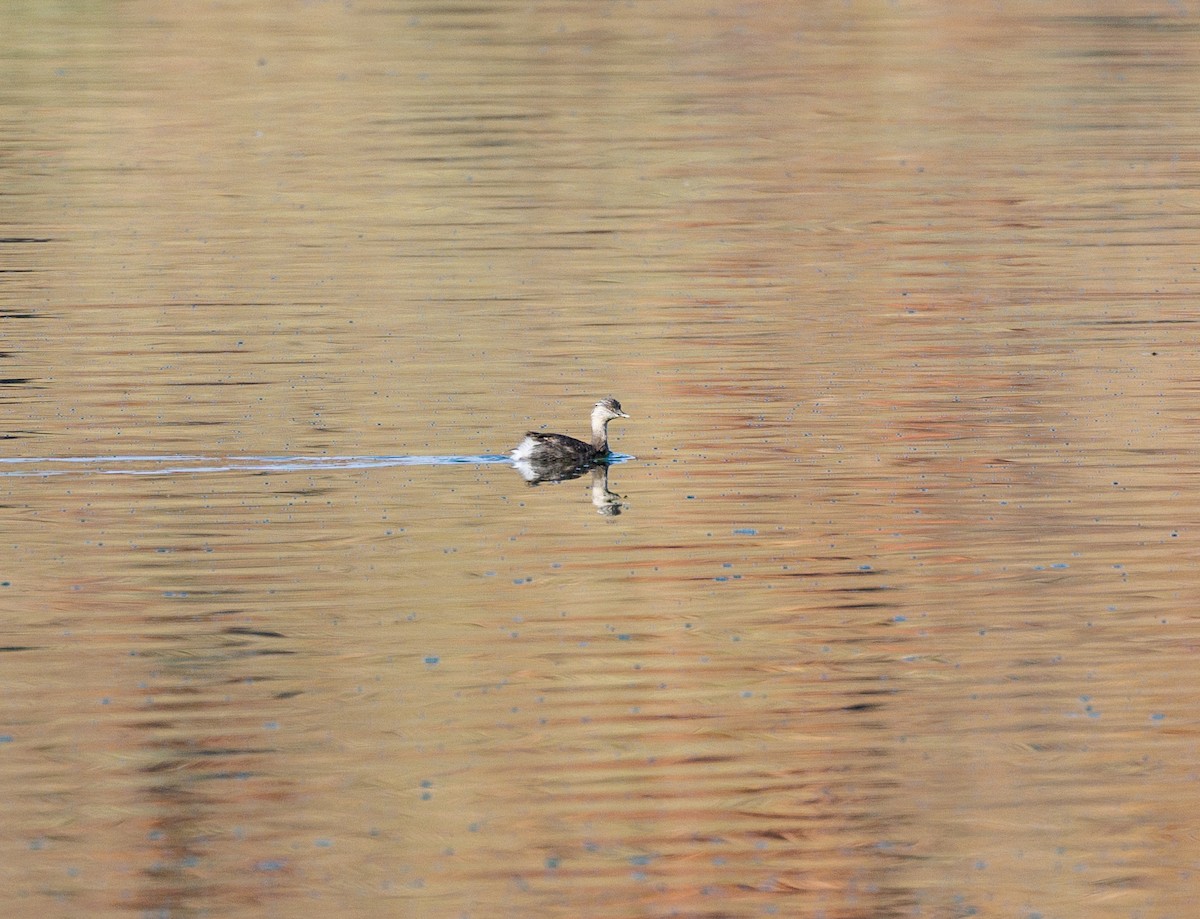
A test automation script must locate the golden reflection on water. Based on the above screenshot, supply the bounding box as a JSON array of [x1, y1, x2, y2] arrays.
[[2, 2, 1200, 917]]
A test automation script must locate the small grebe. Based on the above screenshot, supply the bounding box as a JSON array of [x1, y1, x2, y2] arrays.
[[511, 398, 630, 466]]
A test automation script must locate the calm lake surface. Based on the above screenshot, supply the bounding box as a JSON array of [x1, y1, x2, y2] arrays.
[[2, 2, 1199, 917]]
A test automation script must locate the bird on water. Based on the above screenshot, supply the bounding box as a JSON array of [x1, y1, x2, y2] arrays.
[[511, 397, 630, 467]]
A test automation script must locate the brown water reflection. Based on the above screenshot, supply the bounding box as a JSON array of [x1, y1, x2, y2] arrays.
[[3, 2, 1200, 918]]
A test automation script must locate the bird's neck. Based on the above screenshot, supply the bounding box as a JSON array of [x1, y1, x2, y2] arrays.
[[591, 415, 609, 452]]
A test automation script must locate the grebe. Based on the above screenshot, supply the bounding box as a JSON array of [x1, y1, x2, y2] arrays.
[[511, 398, 629, 467]]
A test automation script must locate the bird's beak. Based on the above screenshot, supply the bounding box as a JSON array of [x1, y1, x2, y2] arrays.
[[619, 410, 630, 418]]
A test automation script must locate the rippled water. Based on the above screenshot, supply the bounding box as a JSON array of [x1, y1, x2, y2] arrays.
[[3, 2, 1199, 918]]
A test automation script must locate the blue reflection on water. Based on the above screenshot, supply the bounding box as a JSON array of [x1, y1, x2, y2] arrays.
[[0, 453, 633, 477]]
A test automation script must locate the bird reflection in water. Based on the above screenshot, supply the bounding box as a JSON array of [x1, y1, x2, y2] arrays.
[[511, 457, 627, 515]]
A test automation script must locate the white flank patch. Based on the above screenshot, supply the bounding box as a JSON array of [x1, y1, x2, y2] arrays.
[[510, 436, 539, 462]]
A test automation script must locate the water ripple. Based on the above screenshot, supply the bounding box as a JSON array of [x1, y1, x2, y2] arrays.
[[0, 453, 634, 477]]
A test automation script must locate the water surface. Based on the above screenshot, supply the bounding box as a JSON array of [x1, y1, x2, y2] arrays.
[[2, 2, 1198, 918]]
